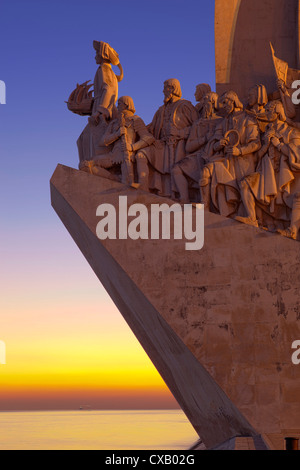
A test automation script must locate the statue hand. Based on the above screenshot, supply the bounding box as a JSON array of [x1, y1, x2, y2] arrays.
[[264, 129, 275, 143], [118, 126, 126, 136], [271, 136, 281, 148], [219, 138, 229, 147], [263, 133, 272, 145], [225, 146, 241, 157]]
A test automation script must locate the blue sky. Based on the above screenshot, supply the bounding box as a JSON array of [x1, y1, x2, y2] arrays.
[[0, 0, 216, 409], [0, 0, 215, 226]]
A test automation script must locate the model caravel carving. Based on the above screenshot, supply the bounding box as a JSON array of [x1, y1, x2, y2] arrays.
[[66, 81, 94, 116], [52, 1, 300, 450]]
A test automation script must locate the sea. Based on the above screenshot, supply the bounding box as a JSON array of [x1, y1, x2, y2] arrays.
[[0, 409, 199, 450]]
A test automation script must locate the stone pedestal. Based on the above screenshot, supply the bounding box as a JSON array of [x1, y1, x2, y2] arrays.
[[51, 164, 300, 449]]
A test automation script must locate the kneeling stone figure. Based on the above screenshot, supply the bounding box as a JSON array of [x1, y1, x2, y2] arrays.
[[80, 96, 155, 190]]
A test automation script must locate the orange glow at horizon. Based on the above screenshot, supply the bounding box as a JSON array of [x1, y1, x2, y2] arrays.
[[0, 289, 178, 411]]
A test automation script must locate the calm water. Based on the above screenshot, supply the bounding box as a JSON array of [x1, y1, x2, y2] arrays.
[[0, 410, 199, 450]]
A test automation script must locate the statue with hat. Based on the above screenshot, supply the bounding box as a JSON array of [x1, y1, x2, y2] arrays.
[[66, 41, 124, 165], [80, 96, 154, 189]]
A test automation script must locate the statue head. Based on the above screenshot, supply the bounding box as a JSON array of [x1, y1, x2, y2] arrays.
[[117, 96, 136, 115], [199, 92, 219, 118], [248, 84, 268, 108], [219, 90, 243, 115], [93, 41, 120, 65], [93, 40, 124, 82], [163, 79, 182, 103], [265, 100, 286, 122], [194, 83, 212, 103]]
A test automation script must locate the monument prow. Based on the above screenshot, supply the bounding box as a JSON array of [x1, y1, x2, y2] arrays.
[[51, 164, 300, 449]]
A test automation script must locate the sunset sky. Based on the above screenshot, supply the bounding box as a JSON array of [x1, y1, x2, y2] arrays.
[[0, 0, 215, 410]]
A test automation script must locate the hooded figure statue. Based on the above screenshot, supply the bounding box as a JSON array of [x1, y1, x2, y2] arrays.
[[76, 41, 124, 163], [91, 41, 124, 120], [79, 95, 154, 189]]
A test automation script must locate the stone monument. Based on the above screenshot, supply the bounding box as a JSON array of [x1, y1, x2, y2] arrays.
[[51, 2, 300, 450], [215, 0, 300, 99]]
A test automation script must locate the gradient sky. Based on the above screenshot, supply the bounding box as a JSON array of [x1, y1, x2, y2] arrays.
[[0, 0, 216, 410]]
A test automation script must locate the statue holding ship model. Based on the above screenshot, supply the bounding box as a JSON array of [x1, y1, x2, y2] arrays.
[[67, 41, 124, 164]]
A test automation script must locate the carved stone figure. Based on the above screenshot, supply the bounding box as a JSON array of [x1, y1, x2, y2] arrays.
[[245, 84, 269, 132], [194, 83, 212, 116], [215, 0, 300, 100], [277, 78, 297, 121], [135, 79, 198, 198], [70, 41, 124, 164], [171, 92, 221, 203], [80, 96, 154, 188], [186, 92, 221, 154], [199, 90, 261, 217], [236, 100, 300, 239], [89, 41, 123, 123]]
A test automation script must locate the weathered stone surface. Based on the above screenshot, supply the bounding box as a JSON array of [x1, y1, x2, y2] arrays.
[[51, 164, 300, 449], [50, 164, 257, 449], [215, 0, 300, 99]]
